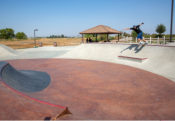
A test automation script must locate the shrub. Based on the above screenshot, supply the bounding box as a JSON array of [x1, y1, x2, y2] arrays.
[[0, 28, 15, 39], [15, 32, 27, 39]]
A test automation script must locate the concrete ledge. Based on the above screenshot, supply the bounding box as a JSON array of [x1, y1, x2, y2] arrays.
[[118, 55, 148, 63]]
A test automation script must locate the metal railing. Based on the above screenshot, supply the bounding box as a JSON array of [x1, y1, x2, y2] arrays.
[[120, 36, 175, 45]]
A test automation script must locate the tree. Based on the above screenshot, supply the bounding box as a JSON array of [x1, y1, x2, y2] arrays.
[[123, 32, 130, 37], [60, 34, 64, 38], [156, 24, 166, 37], [0, 28, 15, 39], [131, 31, 137, 38], [15, 32, 27, 39], [84, 34, 94, 38], [98, 34, 107, 41]]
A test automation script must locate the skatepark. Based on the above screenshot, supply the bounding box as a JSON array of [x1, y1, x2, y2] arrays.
[[1, 0, 175, 119], [0, 43, 175, 120]]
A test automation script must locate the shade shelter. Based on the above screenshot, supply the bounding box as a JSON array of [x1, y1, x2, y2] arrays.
[[80, 25, 121, 43]]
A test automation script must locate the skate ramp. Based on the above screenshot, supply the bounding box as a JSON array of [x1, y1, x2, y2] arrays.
[[59, 44, 148, 60], [0, 61, 51, 92], [0, 61, 71, 120], [0, 45, 76, 60], [59, 43, 175, 81], [0, 44, 17, 56]]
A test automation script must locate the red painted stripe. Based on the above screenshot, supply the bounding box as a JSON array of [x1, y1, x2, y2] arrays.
[[1, 81, 66, 109], [118, 56, 147, 60]]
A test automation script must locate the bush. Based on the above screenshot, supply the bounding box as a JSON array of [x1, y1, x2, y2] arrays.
[[109, 36, 115, 40], [123, 32, 131, 37], [0, 28, 15, 39], [84, 34, 94, 38], [15, 32, 27, 39]]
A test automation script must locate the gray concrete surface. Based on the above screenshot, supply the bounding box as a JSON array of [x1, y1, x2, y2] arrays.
[[58, 43, 175, 82], [0, 45, 76, 60], [0, 61, 51, 92], [0, 44, 17, 57]]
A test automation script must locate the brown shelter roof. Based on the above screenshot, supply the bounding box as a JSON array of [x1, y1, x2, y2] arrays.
[[80, 25, 121, 34]]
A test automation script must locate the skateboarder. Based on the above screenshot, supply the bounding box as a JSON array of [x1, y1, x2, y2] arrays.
[[124, 22, 147, 44]]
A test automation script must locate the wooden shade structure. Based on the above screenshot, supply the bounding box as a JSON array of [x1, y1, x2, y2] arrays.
[[80, 25, 121, 43]]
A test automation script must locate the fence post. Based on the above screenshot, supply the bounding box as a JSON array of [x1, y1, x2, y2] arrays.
[[157, 37, 159, 44], [127, 37, 130, 43], [164, 36, 166, 44], [136, 37, 137, 43], [150, 37, 152, 44]]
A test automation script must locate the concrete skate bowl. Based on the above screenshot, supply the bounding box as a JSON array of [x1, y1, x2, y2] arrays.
[[0, 61, 70, 120], [0, 44, 17, 56], [0, 59, 175, 120], [60, 43, 175, 81]]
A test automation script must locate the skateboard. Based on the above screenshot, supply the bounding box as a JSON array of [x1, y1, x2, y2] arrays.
[[139, 42, 148, 47]]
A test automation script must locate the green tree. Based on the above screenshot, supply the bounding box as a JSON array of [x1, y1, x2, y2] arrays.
[[131, 31, 137, 38], [131, 31, 139, 41], [60, 34, 64, 38], [151, 33, 158, 38], [156, 24, 166, 38], [98, 34, 107, 41], [84, 34, 94, 38], [123, 32, 131, 37], [143, 33, 151, 38], [15, 32, 27, 39], [0, 28, 15, 39]]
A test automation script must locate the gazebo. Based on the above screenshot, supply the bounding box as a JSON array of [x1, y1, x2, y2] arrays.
[[80, 25, 121, 43]]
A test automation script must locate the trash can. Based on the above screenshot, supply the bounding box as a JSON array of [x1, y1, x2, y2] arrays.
[[53, 42, 57, 47], [39, 42, 43, 47]]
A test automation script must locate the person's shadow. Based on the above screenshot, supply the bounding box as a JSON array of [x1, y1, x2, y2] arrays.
[[120, 44, 145, 53]]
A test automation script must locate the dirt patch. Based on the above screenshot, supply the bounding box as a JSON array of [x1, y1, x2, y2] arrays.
[[0, 38, 82, 49]]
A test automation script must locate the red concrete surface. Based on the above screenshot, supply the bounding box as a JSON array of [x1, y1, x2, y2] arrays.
[[0, 59, 175, 120], [0, 81, 63, 120]]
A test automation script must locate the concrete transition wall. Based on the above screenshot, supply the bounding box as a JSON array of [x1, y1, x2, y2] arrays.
[[0, 43, 174, 82], [0, 44, 17, 56], [59, 43, 175, 82]]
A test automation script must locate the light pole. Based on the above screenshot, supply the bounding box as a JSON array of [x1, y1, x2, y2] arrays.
[[34, 29, 38, 47], [170, 0, 174, 42]]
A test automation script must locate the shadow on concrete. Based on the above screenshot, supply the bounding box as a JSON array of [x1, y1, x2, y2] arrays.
[[120, 44, 145, 53], [44, 117, 52, 121]]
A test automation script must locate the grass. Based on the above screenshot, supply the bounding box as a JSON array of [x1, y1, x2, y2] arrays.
[[0, 38, 82, 49]]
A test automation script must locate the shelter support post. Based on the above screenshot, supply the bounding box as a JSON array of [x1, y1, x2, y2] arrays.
[[81, 34, 84, 43], [118, 34, 120, 42], [107, 34, 109, 42], [96, 34, 98, 42]]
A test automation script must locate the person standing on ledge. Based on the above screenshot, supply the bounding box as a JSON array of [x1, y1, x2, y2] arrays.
[[124, 22, 147, 44]]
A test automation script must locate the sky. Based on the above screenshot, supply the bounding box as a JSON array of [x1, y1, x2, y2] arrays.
[[0, 0, 174, 37]]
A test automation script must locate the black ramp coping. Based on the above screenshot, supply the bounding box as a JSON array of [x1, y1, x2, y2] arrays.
[[0, 61, 51, 93]]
